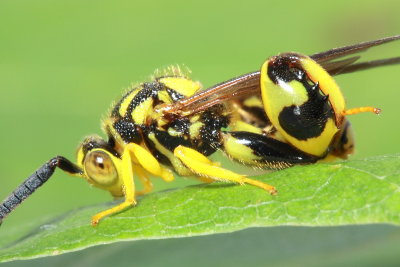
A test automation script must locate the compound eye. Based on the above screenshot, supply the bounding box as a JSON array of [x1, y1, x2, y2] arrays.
[[84, 150, 118, 186]]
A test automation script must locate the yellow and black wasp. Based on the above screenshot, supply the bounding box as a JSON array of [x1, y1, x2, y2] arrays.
[[1, 36, 399, 226]]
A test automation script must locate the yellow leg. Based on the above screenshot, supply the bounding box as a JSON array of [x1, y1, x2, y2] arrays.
[[91, 143, 177, 226], [174, 145, 277, 194], [129, 143, 175, 183], [197, 177, 215, 183], [134, 165, 154, 196], [91, 144, 137, 226], [342, 106, 381, 116]]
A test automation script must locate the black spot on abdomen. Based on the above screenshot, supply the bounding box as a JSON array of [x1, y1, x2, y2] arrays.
[[278, 96, 333, 140]]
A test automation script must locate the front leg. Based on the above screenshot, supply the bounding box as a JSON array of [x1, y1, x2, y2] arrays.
[[91, 144, 138, 226], [91, 142, 176, 225]]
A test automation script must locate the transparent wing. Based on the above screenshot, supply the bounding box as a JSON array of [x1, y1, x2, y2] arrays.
[[160, 35, 400, 116], [310, 35, 400, 75]]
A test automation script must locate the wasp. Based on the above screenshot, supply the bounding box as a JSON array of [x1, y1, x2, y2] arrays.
[[1, 36, 399, 226]]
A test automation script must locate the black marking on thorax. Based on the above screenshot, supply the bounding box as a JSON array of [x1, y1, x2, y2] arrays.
[[143, 104, 229, 168], [125, 82, 162, 117], [111, 88, 135, 118], [169, 117, 190, 135], [110, 82, 169, 144], [197, 105, 229, 155], [166, 87, 185, 102], [113, 119, 143, 144]]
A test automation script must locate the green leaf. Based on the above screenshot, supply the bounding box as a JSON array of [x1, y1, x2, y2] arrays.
[[1, 154, 399, 262]]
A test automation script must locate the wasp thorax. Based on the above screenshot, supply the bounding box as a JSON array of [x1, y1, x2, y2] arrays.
[[84, 150, 118, 186]]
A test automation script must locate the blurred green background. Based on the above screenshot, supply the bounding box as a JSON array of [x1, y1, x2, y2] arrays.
[[0, 0, 399, 266]]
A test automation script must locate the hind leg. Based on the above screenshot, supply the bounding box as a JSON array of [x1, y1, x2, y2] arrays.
[[221, 131, 321, 169], [173, 145, 277, 194]]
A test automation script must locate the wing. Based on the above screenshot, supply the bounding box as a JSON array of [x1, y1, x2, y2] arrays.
[[310, 35, 400, 75], [160, 35, 400, 116]]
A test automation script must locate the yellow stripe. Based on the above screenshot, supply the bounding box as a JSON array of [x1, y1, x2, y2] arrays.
[[168, 127, 183, 137], [131, 97, 154, 124], [119, 88, 140, 117], [157, 90, 172, 104], [190, 115, 200, 123], [243, 96, 263, 108], [223, 134, 261, 164], [159, 77, 201, 97], [189, 121, 204, 138], [300, 56, 345, 125], [232, 121, 262, 134], [284, 118, 338, 156]]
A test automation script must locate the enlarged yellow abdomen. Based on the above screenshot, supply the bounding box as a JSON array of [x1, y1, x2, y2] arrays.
[[260, 53, 346, 156]]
